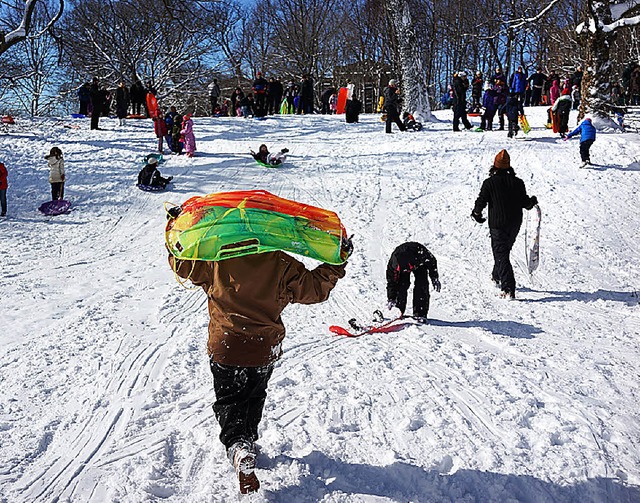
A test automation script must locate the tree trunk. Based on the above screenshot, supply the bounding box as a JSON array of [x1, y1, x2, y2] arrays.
[[579, 0, 615, 120], [388, 0, 433, 121]]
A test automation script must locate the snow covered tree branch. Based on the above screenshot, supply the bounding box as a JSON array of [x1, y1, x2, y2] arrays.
[[0, 0, 64, 56]]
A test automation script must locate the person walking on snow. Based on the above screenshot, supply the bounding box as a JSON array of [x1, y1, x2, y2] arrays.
[[505, 91, 524, 138], [386, 242, 441, 323], [509, 66, 528, 102], [383, 80, 406, 133], [565, 117, 596, 167], [471, 149, 538, 300], [167, 225, 350, 494], [452, 71, 472, 131]]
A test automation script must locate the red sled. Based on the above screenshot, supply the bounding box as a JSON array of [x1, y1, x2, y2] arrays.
[[146, 92, 160, 119], [336, 88, 348, 114], [330, 317, 405, 337]]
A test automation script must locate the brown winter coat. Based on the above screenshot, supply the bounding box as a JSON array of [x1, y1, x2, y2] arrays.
[[169, 251, 346, 367]]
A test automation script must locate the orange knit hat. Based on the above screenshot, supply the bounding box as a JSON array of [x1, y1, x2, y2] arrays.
[[494, 149, 511, 169]]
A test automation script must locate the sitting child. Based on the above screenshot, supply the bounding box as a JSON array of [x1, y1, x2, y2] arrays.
[[402, 112, 423, 131], [138, 157, 172, 188], [250, 144, 289, 166]]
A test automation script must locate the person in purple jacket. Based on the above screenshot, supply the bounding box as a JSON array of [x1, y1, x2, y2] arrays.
[[565, 117, 596, 167]]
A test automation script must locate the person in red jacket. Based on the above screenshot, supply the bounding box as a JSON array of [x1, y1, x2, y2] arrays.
[[153, 116, 168, 153], [0, 162, 7, 216]]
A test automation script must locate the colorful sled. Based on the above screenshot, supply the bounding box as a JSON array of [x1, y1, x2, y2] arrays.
[[70, 113, 86, 119], [127, 114, 146, 119], [518, 114, 531, 134], [146, 93, 160, 119], [255, 160, 281, 168], [1, 115, 15, 124], [336, 88, 348, 114], [39, 200, 71, 215], [165, 190, 349, 265], [526, 204, 541, 274]]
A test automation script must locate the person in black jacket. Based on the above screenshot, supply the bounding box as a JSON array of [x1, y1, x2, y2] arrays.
[[252, 72, 268, 117], [527, 68, 547, 106], [472, 150, 538, 299], [504, 91, 524, 138], [89, 77, 106, 130], [386, 242, 441, 322], [268, 77, 283, 115], [452, 71, 472, 131], [129, 79, 146, 115], [383, 80, 406, 133], [137, 157, 172, 188], [115, 82, 130, 126]]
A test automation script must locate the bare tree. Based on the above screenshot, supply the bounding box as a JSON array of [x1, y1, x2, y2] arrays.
[[62, 0, 212, 97], [0, 0, 64, 56]]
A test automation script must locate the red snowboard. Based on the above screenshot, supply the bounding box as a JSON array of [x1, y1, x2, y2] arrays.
[[336, 88, 348, 114]]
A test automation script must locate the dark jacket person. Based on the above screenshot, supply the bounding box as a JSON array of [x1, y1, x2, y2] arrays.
[[472, 149, 537, 299]]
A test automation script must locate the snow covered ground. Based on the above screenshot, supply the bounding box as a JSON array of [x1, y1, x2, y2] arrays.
[[0, 108, 639, 503]]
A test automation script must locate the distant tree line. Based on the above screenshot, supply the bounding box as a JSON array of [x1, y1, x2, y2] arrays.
[[0, 0, 639, 118]]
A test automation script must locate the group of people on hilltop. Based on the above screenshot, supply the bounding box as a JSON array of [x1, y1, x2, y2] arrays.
[[446, 65, 583, 137], [77, 77, 156, 128], [152, 106, 197, 157], [221, 73, 316, 118]]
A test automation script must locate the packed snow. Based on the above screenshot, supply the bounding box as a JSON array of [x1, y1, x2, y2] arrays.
[[0, 108, 639, 502]]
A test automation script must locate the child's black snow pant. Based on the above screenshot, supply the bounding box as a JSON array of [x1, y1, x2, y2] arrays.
[[51, 182, 64, 201], [388, 267, 430, 318], [490, 224, 520, 295], [507, 118, 519, 137], [580, 139, 594, 162], [453, 103, 472, 131], [210, 360, 274, 449]]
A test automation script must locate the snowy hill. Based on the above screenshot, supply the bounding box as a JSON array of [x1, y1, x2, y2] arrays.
[[0, 109, 639, 502]]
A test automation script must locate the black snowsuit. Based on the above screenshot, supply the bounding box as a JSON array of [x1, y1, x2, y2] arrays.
[[528, 72, 547, 106], [505, 95, 524, 137], [297, 77, 314, 114], [129, 81, 146, 115], [386, 242, 439, 318], [268, 80, 283, 114], [383, 85, 405, 133], [345, 97, 362, 123], [252, 77, 268, 117], [138, 164, 171, 188], [452, 76, 472, 131], [89, 82, 105, 130], [474, 168, 537, 295], [115, 86, 130, 119]]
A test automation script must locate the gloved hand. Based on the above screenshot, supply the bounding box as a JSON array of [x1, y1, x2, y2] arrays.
[[471, 211, 486, 224], [432, 278, 441, 292], [386, 299, 396, 310], [530, 195, 538, 206], [341, 234, 354, 260], [167, 205, 182, 220]]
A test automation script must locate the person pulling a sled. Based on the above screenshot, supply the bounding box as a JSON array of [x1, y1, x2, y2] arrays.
[[137, 157, 172, 188], [386, 242, 441, 323], [167, 229, 350, 494], [251, 144, 289, 166], [471, 149, 538, 299]]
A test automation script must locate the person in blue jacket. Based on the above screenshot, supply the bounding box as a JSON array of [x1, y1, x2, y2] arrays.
[[509, 66, 528, 102], [565, 117, 596, 167]]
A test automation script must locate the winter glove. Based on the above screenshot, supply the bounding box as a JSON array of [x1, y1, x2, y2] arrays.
[[341, 234, 354, 260], [432, 278, 441, 292], [471, 211, 486, 224], [167, 205, 182, 220], [525, 196, 538, 210], [281, 148, 289, 154]]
